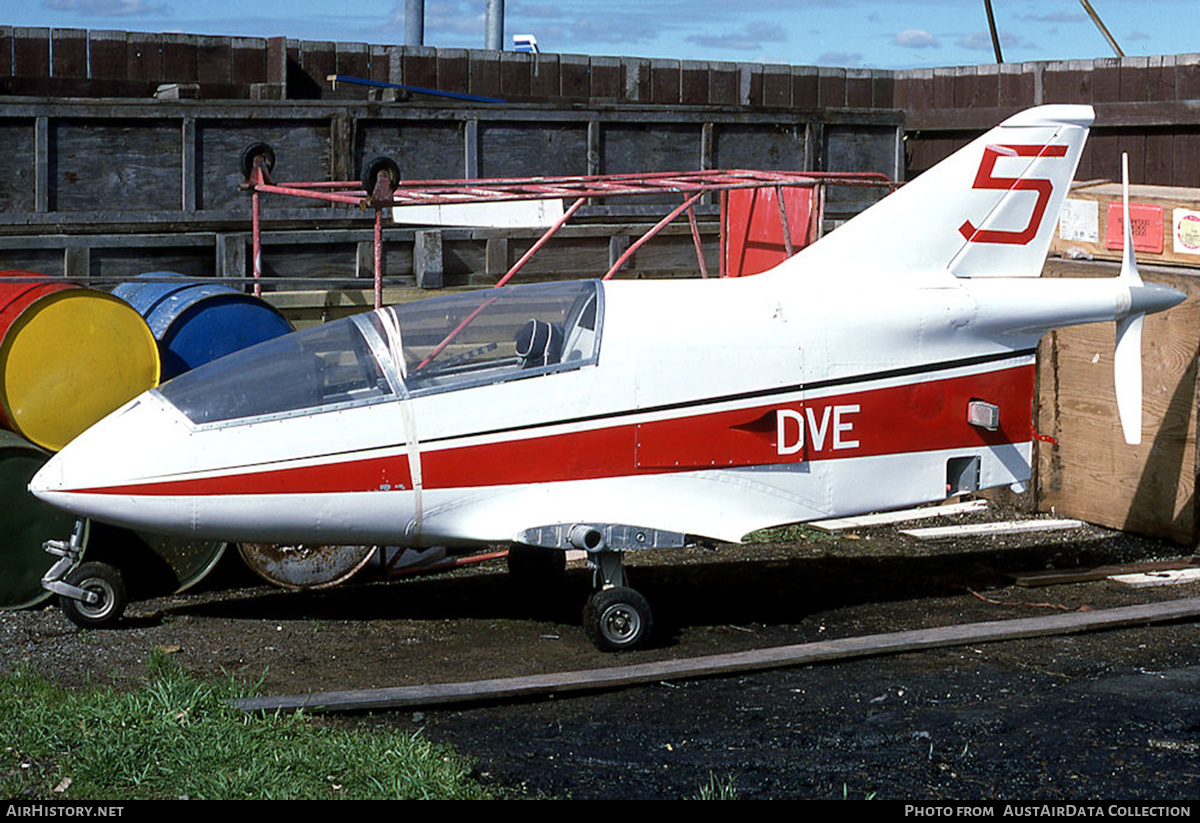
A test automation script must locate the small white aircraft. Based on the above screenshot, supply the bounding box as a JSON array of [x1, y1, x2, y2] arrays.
[[31, 105, 1184, 649]]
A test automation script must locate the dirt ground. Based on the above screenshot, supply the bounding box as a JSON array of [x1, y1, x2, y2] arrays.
[[5, 504, 1200, 800]]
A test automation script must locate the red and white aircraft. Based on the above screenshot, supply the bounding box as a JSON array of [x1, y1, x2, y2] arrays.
[[31, 105, 1185, 649]]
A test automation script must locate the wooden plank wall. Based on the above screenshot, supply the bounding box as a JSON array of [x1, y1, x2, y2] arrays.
[[1, 26, 273, 98], [3, 24, 1197, 186], [0, 98, 900, 285], [896, 57, 1200, 188], [0, 25, 893, 108]]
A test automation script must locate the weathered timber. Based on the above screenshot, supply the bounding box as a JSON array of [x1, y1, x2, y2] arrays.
[[1013, 558, 1200, 587], [413, 229, 443, 289], [232, 596, 1200, 713], [0, 99, 900, 227], [0, 97, 899, 284], [0, 221, 722, 289], [1036, 258, 1200, 545]]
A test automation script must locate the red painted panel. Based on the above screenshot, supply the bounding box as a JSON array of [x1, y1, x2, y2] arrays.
[[75, 451, 415, 497], [722, 187, 815, 276], [74, 362, 1035, 498], [633, 364, 1034, 470], [635, 407, 783, 468]]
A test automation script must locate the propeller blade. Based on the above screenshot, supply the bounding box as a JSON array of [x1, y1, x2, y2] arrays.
[[1113, 152, 1144, 445], [1114, 312, 1144, 445]]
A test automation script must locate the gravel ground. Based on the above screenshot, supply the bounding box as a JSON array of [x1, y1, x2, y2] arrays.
[[5, 504, 1200, 800]]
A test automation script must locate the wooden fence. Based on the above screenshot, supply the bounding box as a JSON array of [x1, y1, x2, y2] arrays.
[[0, 97, 901, 286], [3, 26, 1198, 186], [0, 26, 894, 108], [898, 58, 1200, 189]]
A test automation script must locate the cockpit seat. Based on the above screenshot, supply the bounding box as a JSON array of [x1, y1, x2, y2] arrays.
[[515, 318, 563, 368]]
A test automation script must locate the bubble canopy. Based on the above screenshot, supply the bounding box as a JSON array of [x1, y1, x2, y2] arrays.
[[157, 280, 603, 427]]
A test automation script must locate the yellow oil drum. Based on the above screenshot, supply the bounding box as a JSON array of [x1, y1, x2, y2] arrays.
[[0, 272, 160, 451]]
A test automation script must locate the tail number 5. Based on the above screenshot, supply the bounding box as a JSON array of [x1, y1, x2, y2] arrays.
[[958, 143, 1069, 246]]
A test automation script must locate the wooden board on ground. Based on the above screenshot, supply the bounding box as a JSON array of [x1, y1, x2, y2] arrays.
[[1035, 258, 1200, 545], [901, 519, 1083, 540], [1109, 568, 1200, 588], [232, 597, 1200, 713], [810, 499, 987, 531], [1013, 557, 1200, 587]]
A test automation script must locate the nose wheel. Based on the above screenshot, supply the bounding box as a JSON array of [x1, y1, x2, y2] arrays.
[[41, 519, 128, 629], [58, 562, 127, 629]]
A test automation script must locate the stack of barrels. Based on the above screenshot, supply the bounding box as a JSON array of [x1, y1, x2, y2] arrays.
[[0, 271, 293, 610]]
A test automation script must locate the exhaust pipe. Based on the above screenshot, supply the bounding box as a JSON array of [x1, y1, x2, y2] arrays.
[[569, 525, 604, 552]]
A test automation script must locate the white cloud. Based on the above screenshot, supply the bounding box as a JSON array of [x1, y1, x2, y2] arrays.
[[686, 21, 787, 52], [817, 51, 864, 67], [958, 30, 1035, 53], [42, 0, 171, 15], [893, 29, 938, 49]]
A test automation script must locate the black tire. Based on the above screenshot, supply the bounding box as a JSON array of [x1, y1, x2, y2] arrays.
[[507, 544, 567, 581], [361, 155, 401, 195], [240, 142, 276, 179], [59, 562, 127, 629], [584, 586, 652, 652]]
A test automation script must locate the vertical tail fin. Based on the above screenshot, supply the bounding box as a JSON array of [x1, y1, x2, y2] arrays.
[[782, 105, 1093, 280]]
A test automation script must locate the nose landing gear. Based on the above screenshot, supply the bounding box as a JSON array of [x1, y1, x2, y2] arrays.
[[58, 562, 127, 629], [41, 519, 128, 629]]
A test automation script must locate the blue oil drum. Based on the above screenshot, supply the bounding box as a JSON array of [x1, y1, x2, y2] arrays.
[[112, 272, 294, 380]]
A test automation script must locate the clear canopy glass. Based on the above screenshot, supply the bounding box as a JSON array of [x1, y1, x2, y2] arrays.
[[158, 280, 602, 426]]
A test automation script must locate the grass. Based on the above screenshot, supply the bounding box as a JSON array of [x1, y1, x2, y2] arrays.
[[693, 771, 739, 800], [0, 651, 492, 800], [843, 782, 877, 800], [744, 523, 836, 544]]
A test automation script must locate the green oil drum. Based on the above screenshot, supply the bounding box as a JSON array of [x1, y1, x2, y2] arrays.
[[0, 430, 85, 609]]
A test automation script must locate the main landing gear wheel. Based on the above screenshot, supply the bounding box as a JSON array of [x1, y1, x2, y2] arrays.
[[58, 562, 127, 629], [584, 586, 652, 652]]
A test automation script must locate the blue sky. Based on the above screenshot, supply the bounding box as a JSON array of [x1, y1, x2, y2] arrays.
[[7, 1, 1195, 70]]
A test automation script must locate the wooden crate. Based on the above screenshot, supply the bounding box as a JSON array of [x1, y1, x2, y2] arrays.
[[1035, 257, 1200, 545], [1052, 181, 1200, 268]]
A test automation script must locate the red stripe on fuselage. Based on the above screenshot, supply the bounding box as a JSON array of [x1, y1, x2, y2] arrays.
[[70, 363, 1034, 496]]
